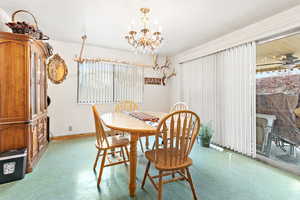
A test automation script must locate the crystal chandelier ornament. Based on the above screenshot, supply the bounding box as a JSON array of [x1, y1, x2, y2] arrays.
[[125, 8, 163, 54]]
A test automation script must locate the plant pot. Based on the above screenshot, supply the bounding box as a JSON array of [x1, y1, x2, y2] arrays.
[[201, 139, 211, 148]]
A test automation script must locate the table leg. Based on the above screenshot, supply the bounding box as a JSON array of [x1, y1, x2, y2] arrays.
[[129, 134, 138, 197]]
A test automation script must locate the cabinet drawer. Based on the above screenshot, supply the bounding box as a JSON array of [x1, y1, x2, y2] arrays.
[[0, 123, 29, 153]]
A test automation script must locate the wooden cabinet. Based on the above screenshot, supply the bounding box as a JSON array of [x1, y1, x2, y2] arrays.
[[0, 32, 48, 173]]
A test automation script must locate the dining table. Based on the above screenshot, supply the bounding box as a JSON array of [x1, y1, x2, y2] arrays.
[[100, 111, 167, 197]]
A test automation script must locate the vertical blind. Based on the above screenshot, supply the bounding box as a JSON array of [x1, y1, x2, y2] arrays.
[[216, 42, 256, 157], [114, 64, 144, 103], [180, 42, 256, 157], [180, 54, 218, 130], [78, 61, 144, 104]]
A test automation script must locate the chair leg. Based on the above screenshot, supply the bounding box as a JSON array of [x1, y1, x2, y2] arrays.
[[186, 167, 198, 200], [139, 138, 144, 153], [158, 170, 163, 200], [124, 146, 130, 160], [120, 147, 127, 166], [141, 160, 151, 189], [97, 150, 107, 185], [93, 149, 101, 170]]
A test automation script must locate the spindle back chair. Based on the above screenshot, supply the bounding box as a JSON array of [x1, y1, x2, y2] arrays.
[[92, 105, 129, 186], [92, 105, 109, 148], [170, 102, 188, 113], [142, 110, 200, 200]]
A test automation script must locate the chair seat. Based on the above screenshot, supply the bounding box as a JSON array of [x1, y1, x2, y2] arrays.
[[145, 149, 193, 171], [96, 135, 129, 149]]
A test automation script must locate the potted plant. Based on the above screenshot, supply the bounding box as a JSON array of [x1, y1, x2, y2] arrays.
[[199, 122, 213, 147]]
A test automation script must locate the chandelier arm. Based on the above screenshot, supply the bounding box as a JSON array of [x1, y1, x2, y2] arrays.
[[127, 35, 138, 46]]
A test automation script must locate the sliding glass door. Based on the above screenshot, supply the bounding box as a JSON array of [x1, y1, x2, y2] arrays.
[[256, 33, 300, 175]]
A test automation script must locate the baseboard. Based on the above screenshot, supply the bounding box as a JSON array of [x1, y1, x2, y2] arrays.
[[51, 132, 96, 141]]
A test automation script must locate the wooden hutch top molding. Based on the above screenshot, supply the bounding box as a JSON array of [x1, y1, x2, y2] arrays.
[[0, 32, 48, 56]]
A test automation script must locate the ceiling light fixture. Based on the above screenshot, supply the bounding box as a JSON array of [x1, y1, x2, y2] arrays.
[[125, 8, 163, 54]]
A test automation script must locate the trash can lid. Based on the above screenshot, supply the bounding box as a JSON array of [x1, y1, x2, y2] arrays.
[[0, 148, 27, 159]]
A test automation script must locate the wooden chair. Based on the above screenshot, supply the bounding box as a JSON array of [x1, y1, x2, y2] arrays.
[[114, 100, 148, 152], [141, 110, 201, 200], [170, 102, 189, 113], [152, 101, 189, 147], [92, 105, 130, 185]]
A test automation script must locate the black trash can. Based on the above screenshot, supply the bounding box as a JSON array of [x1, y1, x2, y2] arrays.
[[0, 148, 27, 184]]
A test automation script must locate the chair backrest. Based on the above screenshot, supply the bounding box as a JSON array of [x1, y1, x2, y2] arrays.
[[154, 110, 201, 168], [115, 100, 139, 112], [170, 102, 188, 113], [92, 105, 109, 148]]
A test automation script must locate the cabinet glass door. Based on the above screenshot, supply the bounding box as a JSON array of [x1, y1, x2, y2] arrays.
[[31, 52, 37, 116], [36, 58, 41, 114], [39, 57, 46, 112]]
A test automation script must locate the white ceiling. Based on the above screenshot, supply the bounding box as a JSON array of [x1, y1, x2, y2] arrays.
[[1, 0, 300, 55]]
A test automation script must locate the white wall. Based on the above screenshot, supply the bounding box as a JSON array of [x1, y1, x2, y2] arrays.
[[0, 8, 11, 32], [48, 40, 170, 137], [168, 57, 181, 106]]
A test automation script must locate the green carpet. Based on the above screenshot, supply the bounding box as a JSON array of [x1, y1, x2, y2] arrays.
[[0, 137, 299, 200]]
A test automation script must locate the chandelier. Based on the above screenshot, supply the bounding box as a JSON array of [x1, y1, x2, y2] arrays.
[[125, 8, 163, 54]]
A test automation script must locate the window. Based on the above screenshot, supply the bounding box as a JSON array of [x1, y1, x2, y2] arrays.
[[78, 61, 144, 104]]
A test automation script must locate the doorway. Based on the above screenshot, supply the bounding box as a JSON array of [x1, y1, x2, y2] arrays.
[[256, 33, 300, 175]]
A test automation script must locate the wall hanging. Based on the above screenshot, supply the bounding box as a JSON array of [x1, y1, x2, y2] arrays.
[[74, 35, 176, 85], [144, 77, 162, 85], [74, 35, 152, 67], [47, 54, 68, 84], [152, 55, 176, 85]]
